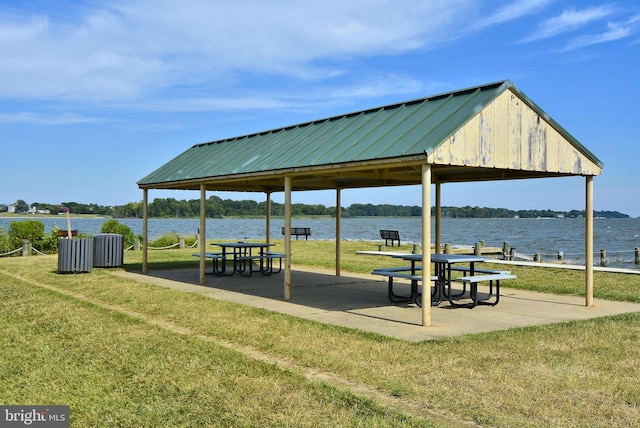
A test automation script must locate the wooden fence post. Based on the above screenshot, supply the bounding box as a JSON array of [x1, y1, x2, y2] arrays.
[[21, 240, 31, 257], [474, 242, 482, 256], [502, 242, 510, 260]]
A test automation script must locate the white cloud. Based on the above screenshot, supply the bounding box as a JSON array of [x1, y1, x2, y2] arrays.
[[2, 0, 606, 119], [0, 0, 470, 104], [121, 72, 426, 116], [0, 111, 105, 125], [562, 13, 640, 50], [0, 14, 49, 42], [473, 0, 552, 28], [520, 6, 614, 43]]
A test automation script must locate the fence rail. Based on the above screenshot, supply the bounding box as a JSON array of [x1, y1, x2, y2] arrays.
[[1, 237, 199, 257], [446, 242, 640, 270]]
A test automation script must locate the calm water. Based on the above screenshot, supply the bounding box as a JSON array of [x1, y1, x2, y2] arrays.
[[2, 216, 639, 269]]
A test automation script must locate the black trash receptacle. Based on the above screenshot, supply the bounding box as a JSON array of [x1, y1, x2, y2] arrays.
[[93, 234, 124, 268], [58, 237, 94, 273]]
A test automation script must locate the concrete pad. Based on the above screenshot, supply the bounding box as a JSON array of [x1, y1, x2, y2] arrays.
[[111, 267, 640, 342]]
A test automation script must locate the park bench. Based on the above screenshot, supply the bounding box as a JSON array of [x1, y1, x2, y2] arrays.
[[282, 227, 311, 240], [379, 229, 401, 246]]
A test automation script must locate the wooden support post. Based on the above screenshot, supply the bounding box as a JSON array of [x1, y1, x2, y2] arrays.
[[585, 176, 594, 307], [199, 185, 206, 284], [265, 192, 271, 244], [421, 163, 432, 327], [435, 182, 441, 254], [335, 188, 342, 276], [284, 176, 292, 300], [142, 189, 148, 274]]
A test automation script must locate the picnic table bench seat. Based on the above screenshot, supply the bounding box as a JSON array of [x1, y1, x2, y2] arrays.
[[372, 268, 438, 283], [282, 227, 311, 240], [236, 252, 284, 275], [193, 252, 225, 273], [379, 229, 401, 246], [194, 250, 284, 276], [454, 273, 517, 307], [449, 266, 511, 275], [372, 267, 438, 304]]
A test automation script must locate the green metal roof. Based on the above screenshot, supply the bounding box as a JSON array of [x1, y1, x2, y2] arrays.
[[138, 80, 602, 192]]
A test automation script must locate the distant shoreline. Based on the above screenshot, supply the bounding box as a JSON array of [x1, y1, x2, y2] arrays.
[[0, 213, 635, 220], [0, 213, 109, 219]]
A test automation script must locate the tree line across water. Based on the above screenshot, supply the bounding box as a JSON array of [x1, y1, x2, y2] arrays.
[[2, 197, 629, 219]]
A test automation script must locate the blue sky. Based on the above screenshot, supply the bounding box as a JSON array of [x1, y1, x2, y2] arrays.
[[2, 0, 639, 217]]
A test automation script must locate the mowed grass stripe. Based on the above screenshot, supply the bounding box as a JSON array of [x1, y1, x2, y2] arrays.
[[0, 270, 444, 427]]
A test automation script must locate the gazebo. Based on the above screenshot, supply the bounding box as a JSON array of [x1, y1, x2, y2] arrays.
[[138, 80, 603, 327]]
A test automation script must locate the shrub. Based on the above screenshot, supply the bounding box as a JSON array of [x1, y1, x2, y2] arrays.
[[184, 235, 197, 247], [148, 233, 196, 249], [149, 232, 180, 248], [9, 220, 45, 249], [0, 227, 11, 255], [39, 225, 62, 254], [101, 219, 136, 247]]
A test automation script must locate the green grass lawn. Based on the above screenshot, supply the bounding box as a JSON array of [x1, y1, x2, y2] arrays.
[[2, 241, 640, 427]]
